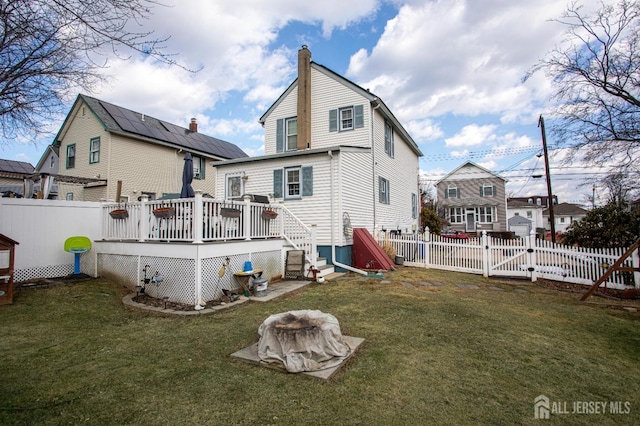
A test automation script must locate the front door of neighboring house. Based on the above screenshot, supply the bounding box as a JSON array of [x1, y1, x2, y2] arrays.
[[466, 211, 475, 231]]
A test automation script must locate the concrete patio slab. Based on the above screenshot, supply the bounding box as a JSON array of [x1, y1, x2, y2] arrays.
[[231, 336, 365, 380]]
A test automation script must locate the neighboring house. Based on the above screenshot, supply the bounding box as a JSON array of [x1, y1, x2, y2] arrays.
[[543, 202, 588, 232], [507, 199, 545, 236], [33, 145, 60, 198], [507, 215, 533, 239], [510, 194, 558, 208], [435, 161, 508, 234], [51, 94, 248, 202], [212, 46, 423, 267], [0, 159, 34, 197]]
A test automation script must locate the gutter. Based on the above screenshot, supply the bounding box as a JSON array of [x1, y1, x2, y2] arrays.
[[328, 150, 367, 276]]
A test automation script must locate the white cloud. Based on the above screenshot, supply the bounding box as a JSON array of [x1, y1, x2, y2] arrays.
[[346, 0, 569, 124], [445, 124, 497, 147]]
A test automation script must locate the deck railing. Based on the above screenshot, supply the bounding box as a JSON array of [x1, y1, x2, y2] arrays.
[[101, 192, 316, 261]]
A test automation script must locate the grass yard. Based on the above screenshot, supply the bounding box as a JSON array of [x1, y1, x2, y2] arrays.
[[1, 268, 639, 425]]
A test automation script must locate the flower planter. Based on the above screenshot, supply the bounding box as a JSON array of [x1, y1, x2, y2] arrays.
[[153, 207, 175, 219], [220, 208, 241, 219], [109, 209, 129, 219], [261, 210, 278, 220]]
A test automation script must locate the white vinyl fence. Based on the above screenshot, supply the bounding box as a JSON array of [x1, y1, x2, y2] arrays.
[[379, 230, 639, 290]]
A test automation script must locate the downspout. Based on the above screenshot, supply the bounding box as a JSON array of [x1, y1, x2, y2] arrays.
[[371, 100, 381, 231], [329, 150, 367, 276]]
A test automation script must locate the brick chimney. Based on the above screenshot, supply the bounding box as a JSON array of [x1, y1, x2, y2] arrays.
[[297, 45, 311, 150], [189, 118, 197, 132]]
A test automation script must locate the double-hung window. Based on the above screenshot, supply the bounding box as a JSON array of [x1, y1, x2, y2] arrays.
[[339, 107, 353, 131], [273, 166, 313, 200], [446, 184, 459, 198], [66, 144, 76, 169], [286, 167, 301, 198], [384, 121, 394, 158], [89, 137, 100, 164], [286, 118, 297, 151], [481, 183, 494, 197], [329, 105, 364, 132], [379, 177, 390, 204]]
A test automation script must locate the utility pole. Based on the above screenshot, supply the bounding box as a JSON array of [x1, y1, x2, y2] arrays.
[[538, 115, 556, 243]]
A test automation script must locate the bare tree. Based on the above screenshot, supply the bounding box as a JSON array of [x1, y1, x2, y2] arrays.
[[528, 1, 640, 171], [0, 0, 191, 142]]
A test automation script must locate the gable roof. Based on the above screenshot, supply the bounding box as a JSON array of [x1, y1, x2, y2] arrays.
[[54, 95, 248, 160], [436, 161, 507, 185], [259, 62, 423, 157], [543, 202, 588, 216], [0, 158, 34, 177]]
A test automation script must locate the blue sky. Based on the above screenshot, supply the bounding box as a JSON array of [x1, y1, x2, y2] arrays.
[[1, 0, 616, 205]]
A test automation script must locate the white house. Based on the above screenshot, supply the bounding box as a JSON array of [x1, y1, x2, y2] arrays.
[[544, 202, 588, 233], [212, 46, 423, 269], [507, 199, 545, 237]]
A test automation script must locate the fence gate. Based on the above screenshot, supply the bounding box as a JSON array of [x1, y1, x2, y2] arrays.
[[486, 235, 532, 279]]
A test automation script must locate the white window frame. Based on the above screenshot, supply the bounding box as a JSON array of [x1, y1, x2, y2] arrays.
[[379, 177, 390, 204], [66, 192, 73, 200], [286, 117, 297, 151], [339, 107, 354, 131], [192, 156, 205, 180], [226, 174, 243, 199], [526, 211, 533, 219], [66, 144, 75, 169], [482, 183, 493, 196], [384, 120, 394, 158], [449, 207, 464, 223], [477, 207, 494, 223], [447, 184, 458, 198], [285, 167, 301, 199], [89, 137, 100, 164]]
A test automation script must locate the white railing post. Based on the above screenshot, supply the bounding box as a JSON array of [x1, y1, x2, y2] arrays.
[[193, 191, 203, 244], [100, 199, 108, 239], [424, 228, 430, 267], [243, 195, 251, 240], [311, 224, 318, 266], [528, 229, 537, 282], [482, 230, 489, 277], [279, 200, 285, 237], [138, 195, 149, 242]]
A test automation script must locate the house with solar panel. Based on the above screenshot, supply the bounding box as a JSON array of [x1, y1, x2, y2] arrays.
[[51, 94, 248, 202], [212, 46, 423, 268], [0, 159, 35, 197]]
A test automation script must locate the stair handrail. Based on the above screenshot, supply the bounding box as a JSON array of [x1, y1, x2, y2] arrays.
[[278, 202, 317, 266]]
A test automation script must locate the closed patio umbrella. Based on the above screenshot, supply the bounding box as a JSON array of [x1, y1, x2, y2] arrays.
[[180, 153, 195, 198]]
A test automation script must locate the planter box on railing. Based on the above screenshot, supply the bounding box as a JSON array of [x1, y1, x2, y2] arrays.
[[220, 208, 241, 219], [153, 207, 175, 219], [109, 209, 129, 220], [261, 210, 278, 220]]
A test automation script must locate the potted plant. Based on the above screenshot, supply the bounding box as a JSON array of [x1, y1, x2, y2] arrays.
[[153, 206, 176, 219], [261, 209, 278, 220], [109, 205, 129, 219]]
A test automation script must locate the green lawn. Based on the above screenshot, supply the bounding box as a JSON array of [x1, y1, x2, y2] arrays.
[[1, 269, 639, 425]]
